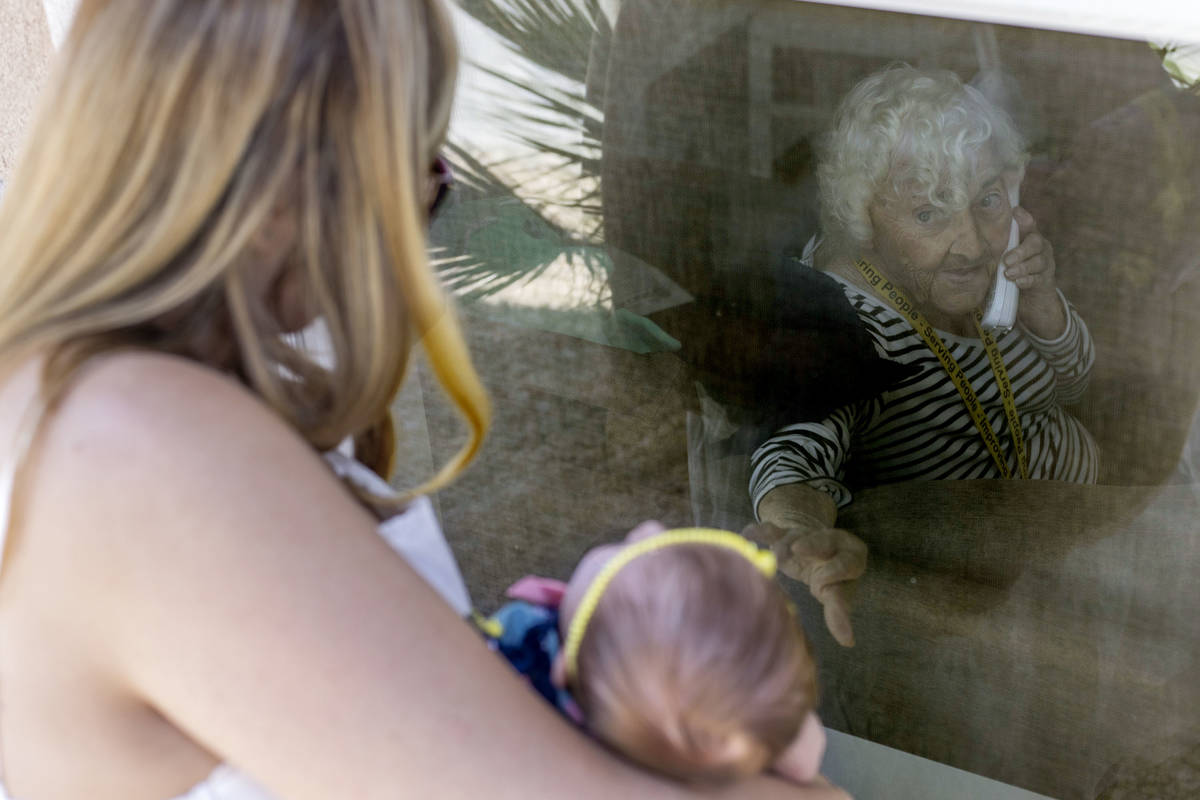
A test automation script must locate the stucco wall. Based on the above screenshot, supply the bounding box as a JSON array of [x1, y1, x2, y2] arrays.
[[0, 0, 52, 182]]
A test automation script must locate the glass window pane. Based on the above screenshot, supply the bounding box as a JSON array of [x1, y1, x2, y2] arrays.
[[417, 2, 1200, 796]]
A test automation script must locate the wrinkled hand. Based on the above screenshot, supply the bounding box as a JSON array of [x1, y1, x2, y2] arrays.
[[1002, 206, 1056, 293], [1004, 206, 1067, 337], [743, 521, 867, 647]]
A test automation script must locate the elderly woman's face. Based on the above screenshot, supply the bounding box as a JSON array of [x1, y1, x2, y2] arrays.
[[867, 146, 1014, 321]]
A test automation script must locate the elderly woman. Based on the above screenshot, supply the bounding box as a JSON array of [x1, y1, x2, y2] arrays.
[[748, 66, 1097, 647]]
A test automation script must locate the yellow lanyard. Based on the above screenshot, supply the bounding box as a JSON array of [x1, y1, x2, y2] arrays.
[[855, 259, 1029, 479]]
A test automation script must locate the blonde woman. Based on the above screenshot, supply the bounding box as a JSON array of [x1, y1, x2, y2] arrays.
[[0, 2, 847, 799]]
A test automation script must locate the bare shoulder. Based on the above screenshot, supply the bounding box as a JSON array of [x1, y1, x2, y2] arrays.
[[48, 350, 305, 460], [16, 350, 376, 599], [32, 350, 344, 503]]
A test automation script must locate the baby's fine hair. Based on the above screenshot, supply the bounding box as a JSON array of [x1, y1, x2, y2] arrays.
[[570, 545, 816, 782], [818, 64, 1028, 249]]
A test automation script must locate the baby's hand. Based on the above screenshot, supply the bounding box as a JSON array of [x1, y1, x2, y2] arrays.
[[772, 712, 828, 785], [623, 520, 667, 542]]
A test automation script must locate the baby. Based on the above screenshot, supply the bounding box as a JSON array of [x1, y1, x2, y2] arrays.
[[481, 521, 827, 785]]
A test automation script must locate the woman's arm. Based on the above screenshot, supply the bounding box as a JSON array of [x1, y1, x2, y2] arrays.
[[748, 406, 868, 648], [29, 352, 848, 800], [1020, 292, 1095, 403], [751, 485, 867, 648], [757, 482, 839, 530], [749, 405, 864, 514]]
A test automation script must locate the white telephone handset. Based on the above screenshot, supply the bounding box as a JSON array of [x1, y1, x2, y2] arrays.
[[979, 185, 1021, 333]]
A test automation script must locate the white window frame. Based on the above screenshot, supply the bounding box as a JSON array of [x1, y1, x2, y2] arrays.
[[800, 0, 1200, 44]]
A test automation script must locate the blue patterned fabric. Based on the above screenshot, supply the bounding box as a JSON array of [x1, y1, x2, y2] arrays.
[[485, 601, 580, 721]]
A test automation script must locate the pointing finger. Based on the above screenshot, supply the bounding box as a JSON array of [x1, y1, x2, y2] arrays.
[[820, 583, 857, 647]]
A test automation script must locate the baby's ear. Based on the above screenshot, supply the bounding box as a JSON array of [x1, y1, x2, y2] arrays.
[[550, 651, 567, 689], [697, 728, 763, 773], [666, 718, 767, 777], [773, 712, 827, 784]]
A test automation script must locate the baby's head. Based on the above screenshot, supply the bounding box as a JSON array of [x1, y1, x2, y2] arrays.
[[552, 523, 821, 783]]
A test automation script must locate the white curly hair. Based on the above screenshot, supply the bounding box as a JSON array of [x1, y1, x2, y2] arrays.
[[817, 64, 1028, 249]]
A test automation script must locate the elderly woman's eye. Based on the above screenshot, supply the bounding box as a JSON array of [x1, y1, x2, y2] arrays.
[[979, 191, 1003, 209], [916, 208, 936, 224]]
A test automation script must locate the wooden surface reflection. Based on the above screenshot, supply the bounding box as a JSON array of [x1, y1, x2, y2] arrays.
[[809, 480, 1199, 799]]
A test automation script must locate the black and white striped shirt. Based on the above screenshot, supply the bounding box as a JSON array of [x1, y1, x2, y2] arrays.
[[749, 272, 1098, 512]]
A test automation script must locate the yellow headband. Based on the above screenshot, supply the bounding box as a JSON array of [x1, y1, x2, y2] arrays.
[[561, 528, 777, 681]]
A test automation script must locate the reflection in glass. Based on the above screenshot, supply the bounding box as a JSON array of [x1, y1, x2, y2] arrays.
[[750, 64, 1098, 520], [422, 2, 1200, 797]]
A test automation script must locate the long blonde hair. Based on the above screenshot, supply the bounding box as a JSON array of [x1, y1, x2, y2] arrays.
[[0, 0, 489, 496]]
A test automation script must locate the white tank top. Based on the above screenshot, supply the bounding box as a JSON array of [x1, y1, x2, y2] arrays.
[[0, 436, 473, 800]]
